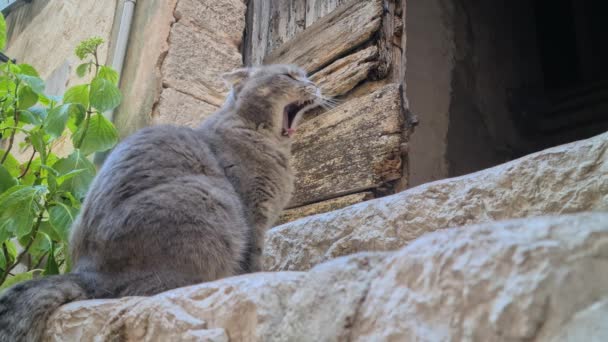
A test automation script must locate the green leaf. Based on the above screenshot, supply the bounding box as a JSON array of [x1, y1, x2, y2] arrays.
[[0, 164, 16, 193], [48, 203, 77, 242], [16, 74, 45, 94], [0, 185, 47, 238], [75, 37, 104, 60], [56, 168, 87, 185], [63, 84, 89, 108], [0, 77, 16, 98], [16, 64, 40, 77], [0, 150, 20, 177], [38, 94, 62, 107], [17, 85, 38, 110], [0, 270, 39, 292], [72, 113, 118, 155], [53, 151, 95, 201], [28, 129, 47, 164], [44, 104, 72, 138], [0, 13, 6, 51], [19, 109, 44, 125], [39, 221, 60, 241], [76, 63, 91, 78], [20, 109, 41, 124], [29, 231, 52, 261], [0, 63, 20, 75], [44, 244, 60, 275], [98, 66, 119, 85], [89, 77, 121, 112], [0, 246, 5, 270]]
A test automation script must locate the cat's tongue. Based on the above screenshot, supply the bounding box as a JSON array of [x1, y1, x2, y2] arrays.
[[281, 127, 296, 137]]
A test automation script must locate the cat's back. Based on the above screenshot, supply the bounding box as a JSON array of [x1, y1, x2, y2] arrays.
[[84, 124, 223, 212]]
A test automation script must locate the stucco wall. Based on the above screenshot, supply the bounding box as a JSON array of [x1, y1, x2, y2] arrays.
[[3, 0, 118, 160], [5, 0, 118, 89]]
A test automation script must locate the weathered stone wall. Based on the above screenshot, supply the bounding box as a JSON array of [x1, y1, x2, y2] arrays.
[[43, 124, 608, 342], [114, 0, 246, 138]]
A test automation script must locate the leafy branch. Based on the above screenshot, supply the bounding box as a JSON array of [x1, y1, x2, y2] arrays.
[[0, 25, 121, 289]]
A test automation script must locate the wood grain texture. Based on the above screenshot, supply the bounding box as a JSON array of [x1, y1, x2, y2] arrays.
[[245, 0, 359, 66], [245, 0, 307, 65], [289, 83, 404, 207], [278, 192, 373, 225], [305, 0, 351, 27], [265, 0, 383, 73], [311, 45, 379, 97]]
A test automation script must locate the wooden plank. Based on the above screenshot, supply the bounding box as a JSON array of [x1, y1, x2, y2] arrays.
[[311, 45, 379, 98], [244, 0, 307, 66], [289, 83, 404, 207], [277, 192, 373, 225], [305, 0, 351, 27], [265, 0, 383, 73]]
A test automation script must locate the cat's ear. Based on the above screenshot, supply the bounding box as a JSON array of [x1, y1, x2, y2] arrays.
[[221, 68, 253, 87]]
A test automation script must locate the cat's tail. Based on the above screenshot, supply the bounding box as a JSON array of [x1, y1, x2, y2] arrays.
[[0, 273, 94, 342]]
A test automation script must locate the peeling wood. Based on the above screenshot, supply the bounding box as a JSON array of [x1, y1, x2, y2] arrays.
[[289, 83, 404, 207], [265, 0, 383, 73], [311, 46, 379, 98], [278, 192, 373, 225]]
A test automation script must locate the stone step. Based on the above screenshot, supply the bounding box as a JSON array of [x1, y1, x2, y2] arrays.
[[264, 131, 608, 271], [47, 212, 608, 341]]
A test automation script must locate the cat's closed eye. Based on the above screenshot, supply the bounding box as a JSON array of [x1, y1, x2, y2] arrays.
[[283, 73, 298, 81]]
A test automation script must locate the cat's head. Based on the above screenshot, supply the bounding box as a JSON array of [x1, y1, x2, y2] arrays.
[[222, 64, 321, 138]]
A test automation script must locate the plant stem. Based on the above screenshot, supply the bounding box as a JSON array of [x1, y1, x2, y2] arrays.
[[0, 204, 45, 284], [18, 148, 37, 179], [76, 110, 92, 149], [0, 82, 20, 164], [93, 49, 100, 76]]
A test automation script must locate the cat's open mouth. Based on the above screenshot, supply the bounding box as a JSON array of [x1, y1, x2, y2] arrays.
[[282, 99, 314, 137]]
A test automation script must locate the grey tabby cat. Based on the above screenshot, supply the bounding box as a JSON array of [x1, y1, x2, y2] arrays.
[[0, 64, 321, 341]]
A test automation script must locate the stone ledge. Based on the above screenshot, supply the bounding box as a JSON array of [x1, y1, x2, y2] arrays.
[[46, 213, 608, 341], [264, 132, 608, 271]]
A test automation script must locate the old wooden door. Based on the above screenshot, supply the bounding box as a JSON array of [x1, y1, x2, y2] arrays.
[[243, 0, 413, 224]]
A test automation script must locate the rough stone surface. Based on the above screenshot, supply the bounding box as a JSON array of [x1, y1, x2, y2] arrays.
[[113, 0, 179, 138], [351, 213, 608, 341], [162, 22, 243, 107], [175, 0, 246, 45], [46, 213, 608, 341], [46, 272, 305, 341], [278, 192, 373, 225], [265, 132, 608, 271], [152, 88, 218, 127]]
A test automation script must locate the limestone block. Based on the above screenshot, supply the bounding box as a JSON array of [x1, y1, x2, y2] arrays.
[[351, 213, 608, 341], [162, 23, 243, 107], [46, 213, 608, 341], [46, 273, 305, 341], [278, 192, 373, 225], [175, 0, 247, 46], [265, 132, 608, 271], [152, 88, 218, 127]]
